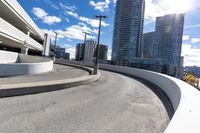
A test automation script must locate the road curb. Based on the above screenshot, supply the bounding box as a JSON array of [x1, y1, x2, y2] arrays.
[[0, 66, 100, 98], [55, 61, 94, 74]]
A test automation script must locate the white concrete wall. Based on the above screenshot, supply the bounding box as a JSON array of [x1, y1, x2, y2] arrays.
[[19, 54, 51, 63], [61, 60, 200, 133], [0, 51, 53, 76], [0, 50, 19, 63]]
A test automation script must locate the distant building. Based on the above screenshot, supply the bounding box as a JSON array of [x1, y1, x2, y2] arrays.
[[130, 58, 163, 73], [112, 0, 145, 65], [95, 44, 108, 62], [185, 66, 200, 77], [75, 43, 85, 61], [154, 13, 185, 66], [84, 40, 96, 63], [55, 48, 65, 59], [55, 47, 70, 59], [143, 32, 155, 58], [64, 53, 70, 60]]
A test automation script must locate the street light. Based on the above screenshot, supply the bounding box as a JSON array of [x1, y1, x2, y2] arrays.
[[82, 31, 90, 61], [93, 15, 107, 74], [83, 31, 90, 45], [53, 32, 58, 62]]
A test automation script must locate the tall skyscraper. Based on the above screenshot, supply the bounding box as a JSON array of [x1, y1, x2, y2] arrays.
[[112, 0, 145, 65], [94, 44, 108, 62], [154, 13, 185, 66], [75, 43, 84, 61], [143, 32, 155, 58], [84, 40, 96, 63]]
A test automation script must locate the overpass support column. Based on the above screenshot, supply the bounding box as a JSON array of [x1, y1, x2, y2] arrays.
[[21, 47, 28, 55]]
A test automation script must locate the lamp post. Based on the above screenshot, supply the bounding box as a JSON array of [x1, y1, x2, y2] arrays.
[[82, 32, 90, 61], [53, 32, 58, 62], [93, 15, 107, 74]]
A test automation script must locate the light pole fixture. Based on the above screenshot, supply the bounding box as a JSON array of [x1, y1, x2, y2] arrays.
[[82, 31, 90, 60], [83, 31, 90, 45], [53, 32, 58, 62], [93, 15, 107, 74]]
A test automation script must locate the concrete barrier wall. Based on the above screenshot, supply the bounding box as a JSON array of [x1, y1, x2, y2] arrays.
[[19, 54, 52, 63], [63, 60, 200, 133], [0, 50, 53, 76], [0, 50, 19, 63]]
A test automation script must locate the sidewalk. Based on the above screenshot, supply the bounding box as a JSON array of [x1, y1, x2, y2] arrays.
[[0, 64, 100, 97]]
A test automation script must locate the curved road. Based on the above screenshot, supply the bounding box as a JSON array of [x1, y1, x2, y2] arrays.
[[0, 70, 170, 133]]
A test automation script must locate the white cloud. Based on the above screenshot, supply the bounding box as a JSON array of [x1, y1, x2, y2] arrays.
[[107, 49, 112, 60], [59, 2, 77, 12], [145, 0, 195, 20], [65, 10, 109, 28], [113, 0, 117, 4], [182, 44, 200, 66], [64, 44, 76, 59], [89, 0, 110, 12], [32, 7, 61, 25], [79, 16, 109, 28], [42, 23, 97, 41], [65, 11, 78, 18], [183, 35, 190, 41], [191, 38, 200, 43], [43, 0, 59, 9]]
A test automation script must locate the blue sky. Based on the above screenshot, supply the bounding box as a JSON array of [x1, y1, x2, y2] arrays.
[[18, 0, 200, 66]]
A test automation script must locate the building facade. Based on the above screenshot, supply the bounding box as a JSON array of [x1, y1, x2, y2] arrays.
[[55, 48, 70, 60], [95, 44, 108, 61], [154, 13, 185, 66], [75, 43, 85, 61], [0, 0, 50, 56], [84, 40, 96, 63], [143, 32, 155, 58], [112, 0, 145, 65]]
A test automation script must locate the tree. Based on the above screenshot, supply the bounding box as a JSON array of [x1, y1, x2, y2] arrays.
[[184, 73, 198, 87]]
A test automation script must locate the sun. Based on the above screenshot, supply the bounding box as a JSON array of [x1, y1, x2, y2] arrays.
[[160, 0, 193, 14]]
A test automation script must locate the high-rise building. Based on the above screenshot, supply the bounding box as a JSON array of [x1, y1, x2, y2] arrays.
[[95, 44, 108, 61], [55, 47, 65, 59], [75, 43, 84, 61], [112, 0, 145, 65], [154, 13, 185, 66], [143, 32, 155, 58], [84, 40, 96, 63]]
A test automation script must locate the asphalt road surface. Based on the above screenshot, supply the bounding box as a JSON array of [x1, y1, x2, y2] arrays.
[[0, 70, 171, 133]]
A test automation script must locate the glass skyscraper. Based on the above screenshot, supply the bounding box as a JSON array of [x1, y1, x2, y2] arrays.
[[154, 13, 185, 66], [112, 0, 145, 65]]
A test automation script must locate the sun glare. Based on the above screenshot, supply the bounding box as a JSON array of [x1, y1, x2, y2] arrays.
[[160, 0, 193, 14]]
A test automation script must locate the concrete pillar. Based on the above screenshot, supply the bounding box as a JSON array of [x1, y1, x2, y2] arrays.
[[21, 47, 28, 55], [27, 31, 30, 36], [42, 33, 50, 56]]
